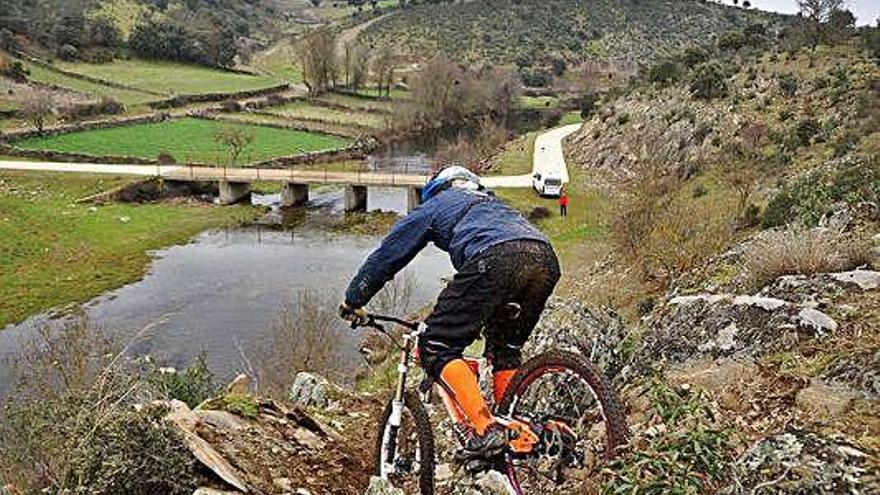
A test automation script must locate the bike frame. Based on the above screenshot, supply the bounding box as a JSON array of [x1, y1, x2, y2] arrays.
[[366, 314, 539, 495]]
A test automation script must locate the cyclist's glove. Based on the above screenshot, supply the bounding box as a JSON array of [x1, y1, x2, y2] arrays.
[[339, 302, 370, 328]]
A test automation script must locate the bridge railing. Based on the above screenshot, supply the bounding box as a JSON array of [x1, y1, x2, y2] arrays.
[[158, 159, 430, 187]]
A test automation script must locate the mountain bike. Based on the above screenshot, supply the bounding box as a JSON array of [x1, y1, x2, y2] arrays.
[[355, 311, 629, 495]]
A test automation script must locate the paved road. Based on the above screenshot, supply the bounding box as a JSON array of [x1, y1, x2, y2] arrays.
[[0, 124, 582, 189], [481, 123, 581, 188]]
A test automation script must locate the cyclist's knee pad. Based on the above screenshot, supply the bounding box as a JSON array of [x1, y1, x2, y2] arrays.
[[419, 337, 462, 379]]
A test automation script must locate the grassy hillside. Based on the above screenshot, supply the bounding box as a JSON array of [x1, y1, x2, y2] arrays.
[[360, 0, 784, 72], [56, 59, 280, 95]]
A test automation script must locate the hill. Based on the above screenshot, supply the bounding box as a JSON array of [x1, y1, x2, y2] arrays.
[[0, 0, 287, 68], [359, 0, 786, 82]]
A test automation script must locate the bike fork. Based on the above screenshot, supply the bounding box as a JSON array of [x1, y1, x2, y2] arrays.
[[383, 333, 413, 475]]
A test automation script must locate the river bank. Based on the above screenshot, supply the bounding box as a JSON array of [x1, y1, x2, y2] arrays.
[[0, 170, 262, 328]]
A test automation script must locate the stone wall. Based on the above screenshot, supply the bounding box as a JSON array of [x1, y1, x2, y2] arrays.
[[0, 113, 171, 142], [0, 143, 160, 164], [148, 84, 291, 110]]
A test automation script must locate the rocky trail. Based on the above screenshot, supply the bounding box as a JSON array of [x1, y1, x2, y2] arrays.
[[168, 221, 880, 494]]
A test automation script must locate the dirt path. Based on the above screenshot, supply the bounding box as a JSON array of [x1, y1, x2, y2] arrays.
[[481, 123, 581, 188], [336, 13, 394, 58]]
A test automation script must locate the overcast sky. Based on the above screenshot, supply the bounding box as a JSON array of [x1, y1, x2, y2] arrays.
[[731, 0, 879, 25]]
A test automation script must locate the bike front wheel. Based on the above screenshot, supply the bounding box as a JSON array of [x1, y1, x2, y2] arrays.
[[374, 391, 436, 495], [496, 350, 629, 494]]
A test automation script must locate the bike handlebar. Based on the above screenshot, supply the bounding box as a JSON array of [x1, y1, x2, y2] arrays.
[[356, 312, 421, 332]]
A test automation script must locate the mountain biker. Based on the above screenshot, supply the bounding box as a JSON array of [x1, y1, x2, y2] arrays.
[[340, 165, 560, 467]]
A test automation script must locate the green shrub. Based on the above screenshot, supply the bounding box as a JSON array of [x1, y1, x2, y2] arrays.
[[778, 72, 798, 97], [812, 75, 831, 90], [602, 383, 731, 494], [831, 65, 850, 90], [0, 319, 199, 494], [689, 61, 728, 99], [0, 60, 29, 83], [58, 405, 199, 495], [148, 353, 219, 408], [795, 118, 821, 146], [220, 393, 259, 419], [648, 60, 684, 86], [681, 45, 710, 68], [57, 43, 79, 61], [833, 132, 860, 157], [580, 92, 600, 119], [718, 30, 746, 51], [763, 157, 880, 227]]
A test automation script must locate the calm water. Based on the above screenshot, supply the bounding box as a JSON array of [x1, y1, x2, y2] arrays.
[[0, 186, 453, 394]]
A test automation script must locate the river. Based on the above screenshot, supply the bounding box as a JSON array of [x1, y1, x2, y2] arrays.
[[0, 185, 453, 395]]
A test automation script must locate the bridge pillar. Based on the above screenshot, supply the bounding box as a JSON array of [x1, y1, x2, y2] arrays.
[[407, 187, 422, 213], [281, 183, 309, 208], [218, 180, 251, 205], [344, 185, 367, 212]]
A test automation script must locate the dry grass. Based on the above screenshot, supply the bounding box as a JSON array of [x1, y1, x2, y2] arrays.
[[609, 151, 736, 290], [743, 226, 872, 289]]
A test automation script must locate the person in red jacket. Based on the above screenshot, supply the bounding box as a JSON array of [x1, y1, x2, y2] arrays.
[[559, 187, 569, 217]]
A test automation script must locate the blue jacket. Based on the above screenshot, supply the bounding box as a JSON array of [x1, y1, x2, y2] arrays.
[[345, 187, 549, 308]]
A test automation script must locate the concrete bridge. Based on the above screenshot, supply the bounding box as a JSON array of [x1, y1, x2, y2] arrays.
[[0, 161, 429, 212]]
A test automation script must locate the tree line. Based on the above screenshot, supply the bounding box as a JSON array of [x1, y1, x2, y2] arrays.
[[0, 0, 275, 68]]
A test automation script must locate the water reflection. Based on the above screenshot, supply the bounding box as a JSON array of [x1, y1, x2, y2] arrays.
[[0, 189, 453, 394]]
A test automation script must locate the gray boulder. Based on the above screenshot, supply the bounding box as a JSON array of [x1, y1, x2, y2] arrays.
[[639, 292, 834, 366], [288, 372, 332, 409], [364, 477, 404, 495], [525, 298, 632, 378], [732, 428, 874, 494]]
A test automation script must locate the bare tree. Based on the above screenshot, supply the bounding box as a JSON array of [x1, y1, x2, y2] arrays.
[[343, 41, 371, 91], [718, 122, 769, 220], [372, 45, 396, 98], [20, 91, 55, 135], [394, 55, 521, 135], [351, 43, 371, 92], [213, 126, 254, 167], [256, 290, 343, 398], [298, 28, 338, 97]]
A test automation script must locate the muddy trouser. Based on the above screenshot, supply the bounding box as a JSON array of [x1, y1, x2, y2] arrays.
[[419, 240, 561, 379]]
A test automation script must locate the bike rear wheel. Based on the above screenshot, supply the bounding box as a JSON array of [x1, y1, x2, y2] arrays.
[[496, 350, 629, 494], [374, 391, 436, 495]]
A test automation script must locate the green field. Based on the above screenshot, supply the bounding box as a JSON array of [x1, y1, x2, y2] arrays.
[[20, 60, 158, 105], [251, 38, 304, 83], [519, 95, 559, 108], [56, 59, 280, 95], [264, 101, 387, 128], [559, 111, 585, 125], [489, 129, 607, 256], [15, 118, 352, 164], [0, 171, 260, 328]]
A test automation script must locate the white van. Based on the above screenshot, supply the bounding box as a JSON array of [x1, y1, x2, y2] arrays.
[[532, 171, 563, 197]]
